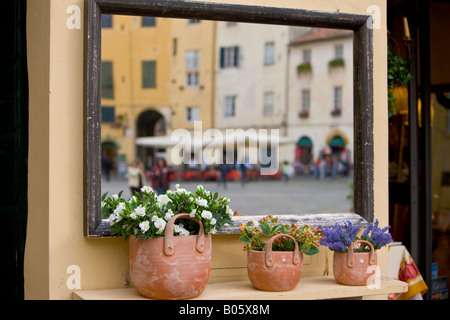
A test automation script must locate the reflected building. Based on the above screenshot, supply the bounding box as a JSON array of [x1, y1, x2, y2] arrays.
[[100, 16, 216, 174], [100, 18, 354, 177], [287, 28, 354, 176]]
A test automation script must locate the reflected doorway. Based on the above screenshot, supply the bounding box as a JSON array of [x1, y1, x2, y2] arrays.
[[136, 109, 167, 169]]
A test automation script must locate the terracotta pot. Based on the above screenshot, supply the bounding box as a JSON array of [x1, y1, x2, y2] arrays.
[[129, 213, 211, 299], [247, 233, 303, 291], [333, 240, 377, 286]]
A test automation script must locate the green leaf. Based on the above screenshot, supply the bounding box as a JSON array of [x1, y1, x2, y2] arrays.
[[303, 246, 320, 256], [238, 234, 252, 244], [300, 243, 311, 253], [260, 224, 271, 237]]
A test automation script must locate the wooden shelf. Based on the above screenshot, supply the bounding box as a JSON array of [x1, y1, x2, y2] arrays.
[[73, 276, 407, 300]]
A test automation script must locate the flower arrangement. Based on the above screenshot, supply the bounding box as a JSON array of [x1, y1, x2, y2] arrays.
[[102, 184, 235, 239], [238, 214, 321, 256], [319, 219, 392, 253]]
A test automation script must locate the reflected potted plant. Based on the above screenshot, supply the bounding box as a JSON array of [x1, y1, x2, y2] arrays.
[[319, 219, 392, 286], [102, 184, 234, 299], [238, 214, 321, 291]]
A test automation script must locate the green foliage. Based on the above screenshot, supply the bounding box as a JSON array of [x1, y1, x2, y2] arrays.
[[296, 62, 312, 74], [102, 184, 235, 240], [328, 58, 345, 68], [238, 214, 321, 256], [388, 47, 413, 119]]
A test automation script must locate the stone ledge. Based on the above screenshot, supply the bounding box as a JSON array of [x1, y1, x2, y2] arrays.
[[220, 213, 368, 234]]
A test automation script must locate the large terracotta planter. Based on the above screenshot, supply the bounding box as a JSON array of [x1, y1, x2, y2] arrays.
[[333, 240, 377, 286], [247, 233, 303, 291], [129, 213, 211, 299]]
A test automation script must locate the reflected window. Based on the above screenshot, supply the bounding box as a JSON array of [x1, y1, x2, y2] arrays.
[[101, 61, 114, 99], [225, 95, 236, 117], [142, 60, 157, 88], [263, 92, 274, 116], [142, 16, 156, 27], [101, 106, 115, 123], [186, 106, 200, 122], [264, 42, 275, 65], [101, 14, 112, 28], [220, 46, 239, 68]]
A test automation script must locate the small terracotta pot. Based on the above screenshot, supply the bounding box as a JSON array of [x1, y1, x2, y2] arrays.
[[247, 233, 303, 291], [129, 213, 211, 299], [333, 240, 377, 286]]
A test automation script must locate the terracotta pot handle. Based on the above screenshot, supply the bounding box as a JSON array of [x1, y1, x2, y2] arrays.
[[347, 240, 376, 268], [163, 213, 205, 256], [265, 233, 301, 268]]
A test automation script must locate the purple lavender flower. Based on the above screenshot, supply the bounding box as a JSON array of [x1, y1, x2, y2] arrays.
[[361, 219, 392, 250], [320, 219, 392, 253], [319, 221, 359, 253]]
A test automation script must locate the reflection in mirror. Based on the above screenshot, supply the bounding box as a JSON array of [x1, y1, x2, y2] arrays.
[[100, 16, 355, 217]]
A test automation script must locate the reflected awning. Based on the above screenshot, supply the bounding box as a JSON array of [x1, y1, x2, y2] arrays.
[[296, 136, 313, 147], [328, 135, 346, 147]]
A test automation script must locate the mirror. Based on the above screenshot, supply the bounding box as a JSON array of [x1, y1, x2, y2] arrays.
[[84, 0, 374, 237]]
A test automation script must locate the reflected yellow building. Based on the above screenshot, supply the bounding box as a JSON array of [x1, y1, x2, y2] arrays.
[[101, 15, 216, 171]]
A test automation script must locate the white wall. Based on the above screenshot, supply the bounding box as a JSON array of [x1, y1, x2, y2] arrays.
[[288, 34, 354, 161]]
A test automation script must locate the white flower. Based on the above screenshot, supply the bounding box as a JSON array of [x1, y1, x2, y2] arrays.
[[210, 227, 218, 234], [226, 206, 234, 217], [130, 211, 137, 220], [139, 221, 150, 233], [197, 185, 204, 191], [195, 198, 208, 207], [189, 209, 196, 218], [210, 218, 217, 225], [140, 186, 153, 193], [108, 214, 116, 226], [180, 229, 190, 236], [130, 196, 137, 203], [175, 188, 188, 195], [112, 194, 118, 200], [174, 223, 190, 236], [201, 210, 212, 220], [109, 211, 123, 226], [101, 201, 106, 208], [157, 194, 171, 206], [153, 217, 166, 234], [113, 202, 125, 216], [116, 202, 126, 213], [175, 183, 181, 189], [134, 205, 146, 217], [164, 209, 174, 221]]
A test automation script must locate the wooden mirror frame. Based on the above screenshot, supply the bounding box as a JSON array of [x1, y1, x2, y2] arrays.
[[84, 0, 374, 237]]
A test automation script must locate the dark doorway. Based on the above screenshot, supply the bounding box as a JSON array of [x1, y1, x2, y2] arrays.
[[136, 110, 166, 169], [0, 0, 28, 300]]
